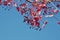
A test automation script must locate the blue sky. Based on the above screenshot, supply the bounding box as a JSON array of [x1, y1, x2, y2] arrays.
[[0, 0, 60, 40]]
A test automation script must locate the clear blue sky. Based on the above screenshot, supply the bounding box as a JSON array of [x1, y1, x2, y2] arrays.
[[0, 0, 60, 40]]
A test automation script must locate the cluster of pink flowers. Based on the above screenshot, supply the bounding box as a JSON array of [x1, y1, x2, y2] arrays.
[[0, 0, 60, 31]]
